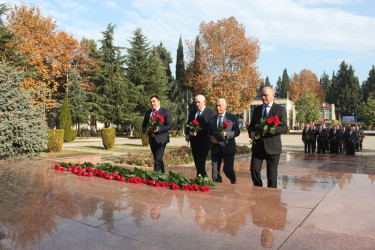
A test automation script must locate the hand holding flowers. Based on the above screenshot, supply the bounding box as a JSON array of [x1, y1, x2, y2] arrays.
[[186, 120, 202, 136], [252, 116, 281, 143], [148, 110, 164, 134], [214, 121, 230, 143]]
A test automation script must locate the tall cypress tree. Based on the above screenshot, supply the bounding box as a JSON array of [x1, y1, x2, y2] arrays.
[[176, 36, 185, 84], [319, 72, 331, 100], [275, 69, 289, 98], [60, 96, 72, 142], [0, 62, 48, 159]]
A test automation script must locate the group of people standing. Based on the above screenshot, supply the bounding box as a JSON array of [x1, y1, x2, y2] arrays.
[[142, 87, 287, 189], [302, 123, 365, 155]]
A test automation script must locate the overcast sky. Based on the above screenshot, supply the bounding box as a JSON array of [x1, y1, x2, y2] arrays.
[[3, 0, 375, 86]]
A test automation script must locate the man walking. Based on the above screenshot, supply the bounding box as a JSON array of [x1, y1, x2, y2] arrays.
[[208, 98, 240, 184], [248, 87, 287, 188], [142, 95, 173, 172], [186, 95, 215, 177]]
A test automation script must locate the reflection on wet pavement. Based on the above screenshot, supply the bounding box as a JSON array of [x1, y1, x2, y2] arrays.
[[1, 152, 375, 249]]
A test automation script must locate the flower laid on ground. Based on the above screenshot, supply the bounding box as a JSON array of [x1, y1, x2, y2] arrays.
[[148, 110, 164, 132], [54, 162, 215, 192], [253, 116, 281, 143], [119, 145, 251, 167], [186, 120, 202, 135], [215, 121, 230, 142]]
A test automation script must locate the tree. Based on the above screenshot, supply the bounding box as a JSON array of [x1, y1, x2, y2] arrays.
[[361, 65, 375, 102], [319, 72, 331, 100], [67, 70, 90, 131], [0, 62, 48, 159], [294, 91, 320, 124], [94, 23, 136, 127], [60, 96, 72, 142], [185, 17, 261, 112], [288, 69, 324, 102], [256, 76, 271, 97], [7, 4, 79, 108], [126, 27, 167, 115], [329, 61, 362, 116], [275, 69, 289, 98], [359, 94, 375, 126]]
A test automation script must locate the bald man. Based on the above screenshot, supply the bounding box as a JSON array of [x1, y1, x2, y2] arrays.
[[248, 87, 287, 188]]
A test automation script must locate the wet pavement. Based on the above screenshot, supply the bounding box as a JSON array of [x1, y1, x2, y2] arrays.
[[1, 152, 375, 249]]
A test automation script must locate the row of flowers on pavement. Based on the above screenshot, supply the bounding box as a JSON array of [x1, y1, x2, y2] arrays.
[[119, 145, 251, 167], [54, 162, 215, 192]]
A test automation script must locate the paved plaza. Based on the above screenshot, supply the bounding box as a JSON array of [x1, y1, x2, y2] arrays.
[[0, 134, 375, 249]]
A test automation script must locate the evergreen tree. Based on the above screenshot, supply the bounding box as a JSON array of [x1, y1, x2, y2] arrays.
[[256, 76, 271, 97], [295, 91, 320, 124], [94, 23, 136, 127], [330, 61, 362, 117], [319, 72, 331, 100], [126, 27, 168, 115], [275, 69, 289, 98], [0, 62, 48, 159], [60, 96, 72, 142], [362, 65, 375, 102], [67, 70, 90, 131], [176, 36, 185, 84]]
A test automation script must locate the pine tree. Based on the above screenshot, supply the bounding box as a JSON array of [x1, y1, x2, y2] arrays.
[[126, 27, 168, 115], [67, 70, 90, 131], [0, 62, 48, 159], [94, 23, 136, 127], [60, 96, 72, 142], [362, 65, 375, 102]]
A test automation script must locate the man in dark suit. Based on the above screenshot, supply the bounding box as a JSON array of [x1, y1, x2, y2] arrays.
[[142, 95, 173, 173], [208, 98, 240, 184], [316, 124, 328, 154], [248, 87, 287, 188], [186, 95, 216, 177], [302, 123, 311, 153], [329, 124, 339, 154], [344, 125, 357, 155], [309, 124, 317, 153]]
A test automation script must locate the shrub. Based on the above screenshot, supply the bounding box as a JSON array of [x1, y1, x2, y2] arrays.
[[71, 129, 77, 141], [177, 130, 183, 137], [141, 133, 150, 146], [48, 129, 64, 152], [102, 128, 116, 149], [60, 96, 72, 142], [293, 126, 300, 130], [0, 62, 48, 159], [171, 130, 177, 137]]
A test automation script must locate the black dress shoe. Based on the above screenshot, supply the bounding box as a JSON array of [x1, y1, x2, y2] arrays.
[[231, 181, 237, 184]]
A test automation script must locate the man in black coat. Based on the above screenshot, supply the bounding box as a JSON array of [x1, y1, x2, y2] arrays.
[[186, 94, 216, 177], [309, 124, 317, 153], [248, 87, 287, 188], [329, 124, 339, 154], [208, 98, 240, 184], [142, 95, 173, 173], [316, 124, 328, 154], [302, 123, 311, 153], [344, 125, 357, 155]]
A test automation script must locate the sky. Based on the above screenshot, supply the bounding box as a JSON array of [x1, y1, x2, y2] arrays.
[[3, 0, 375, 86]]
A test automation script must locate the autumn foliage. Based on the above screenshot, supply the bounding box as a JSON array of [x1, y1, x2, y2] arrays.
[[288, 69, 325, 102], [7, 4, 79, 109], [185, 17, 261, 113]]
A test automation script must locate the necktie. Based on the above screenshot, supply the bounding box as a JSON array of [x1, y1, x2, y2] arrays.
[[218, 115, 223, 126], [263, 105, 268, 118], [195, 110, 201, 120]]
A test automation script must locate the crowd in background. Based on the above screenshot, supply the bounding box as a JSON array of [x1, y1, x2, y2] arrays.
[[301, 123, 365, 156]]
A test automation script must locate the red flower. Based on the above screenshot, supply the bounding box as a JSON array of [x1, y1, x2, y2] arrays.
[[155, 182, 162, 187], [148, 180, 156, 186], [196, 186, 202, 192], [134, 177, 142, 184], [120, 176, 125, 181], [159, 116, 165, 123], [83, 172, 88, 176], [87, 172, 93, 177], [54, 165, 60, 170], [267, 117, 274, 124], [223, 121, 230, 128], [162, 181, 169, 188], [202, 186, 210, 192], [151, 116, 156, 121], [115, 176, 121, 181], [127, 178, 134, 183], [154, 110, 158, 115], [172, 184, 179, 190], [182, 185, 187, 190], [192, 120, 199, 125], [67, 167, 72, 172], [141, 178, 146, 183], [191, 184, 197, 191], [60, 167, 65, 171], [87, 167, 93, 172], [108, 176, 113, 180]]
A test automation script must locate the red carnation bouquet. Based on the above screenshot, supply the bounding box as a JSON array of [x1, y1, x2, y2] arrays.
[[148, 110, 165, 132], [253, 116, 281, 143], [215, 120, 230, 142], [186, 120, 202, 135]]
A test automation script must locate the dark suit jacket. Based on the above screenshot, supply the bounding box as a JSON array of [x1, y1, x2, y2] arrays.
[[142, 106, 173, 144], [208, 112, 240, 155], [248, 102, 287, 155], [344, 130, 357, 145], [302, 128, 311, 142], [186, 107, 216, 144]]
